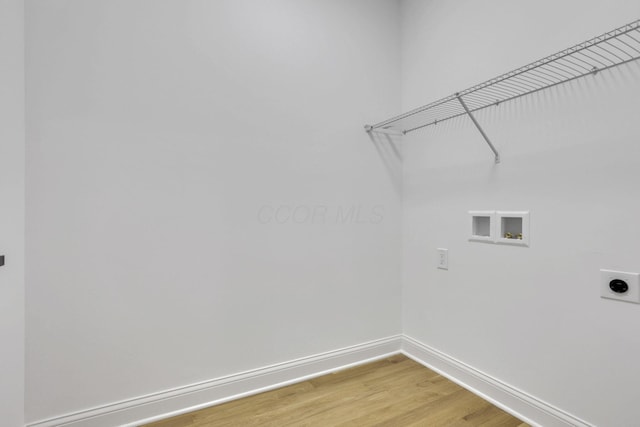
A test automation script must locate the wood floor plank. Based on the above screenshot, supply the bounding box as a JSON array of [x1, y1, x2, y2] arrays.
[[143, 354, 529, 427]]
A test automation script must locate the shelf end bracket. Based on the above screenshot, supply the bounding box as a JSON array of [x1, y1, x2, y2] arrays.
[[364, 125, 404, 137], [456, 94, 500, 164]]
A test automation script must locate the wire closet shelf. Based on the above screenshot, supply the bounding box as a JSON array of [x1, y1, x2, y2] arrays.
[[365, 19, 640, 163]]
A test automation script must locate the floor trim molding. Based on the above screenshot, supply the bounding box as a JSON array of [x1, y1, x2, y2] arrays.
[[27, 335, 403, 427], [401, 335, 593, 427], [28, 335, 593, 427]]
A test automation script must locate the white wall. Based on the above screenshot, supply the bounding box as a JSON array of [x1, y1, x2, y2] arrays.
[[25, 0, 401, 423], [27, 1, 640, 425], [0, 0, 25, 425], [401, 1, 640, 426]]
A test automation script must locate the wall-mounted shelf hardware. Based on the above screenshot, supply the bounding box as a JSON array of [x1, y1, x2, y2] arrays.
[[365, 19, 640, 163]]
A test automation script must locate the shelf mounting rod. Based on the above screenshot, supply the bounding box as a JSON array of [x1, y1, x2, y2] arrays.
[[456, 93, 500, 164]]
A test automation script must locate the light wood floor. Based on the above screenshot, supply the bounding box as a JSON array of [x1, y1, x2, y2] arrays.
[[144, 354, 528, 427]]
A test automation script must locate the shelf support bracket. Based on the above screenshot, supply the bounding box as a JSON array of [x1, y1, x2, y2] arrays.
[[456, 93, 500, 164], [364, 125, 404, 137]]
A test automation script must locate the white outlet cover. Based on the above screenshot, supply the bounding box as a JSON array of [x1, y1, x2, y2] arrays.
[[600, 269, 640, 304], [437, 248, 448, 270]]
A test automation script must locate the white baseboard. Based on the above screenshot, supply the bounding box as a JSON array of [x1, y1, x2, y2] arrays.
[[26, 335, 403, 427], [401, 335, 593, 427], [28, 335, 592, 427]]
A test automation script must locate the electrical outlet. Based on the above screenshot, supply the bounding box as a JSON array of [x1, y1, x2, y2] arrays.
[[600, 269, 640, 304], [437, 248, 448, 270]]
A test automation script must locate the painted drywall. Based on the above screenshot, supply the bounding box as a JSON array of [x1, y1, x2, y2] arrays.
[[26, 1, 640, 424], [0, 0, 25, 425], [400, 1, 640, 426], [25, 0, 401, 423]]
